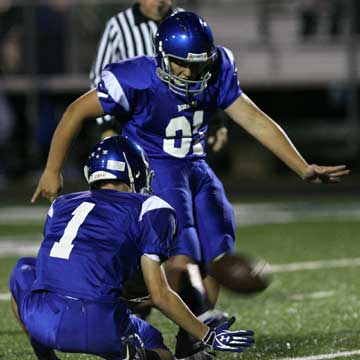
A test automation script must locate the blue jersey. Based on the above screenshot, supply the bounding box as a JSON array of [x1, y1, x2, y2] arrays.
[[32, 190, 176, 302], [97, 46, 242, 160]]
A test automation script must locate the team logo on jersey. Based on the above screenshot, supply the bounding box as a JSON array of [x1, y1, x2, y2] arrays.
[[177, 104, 190, 112]]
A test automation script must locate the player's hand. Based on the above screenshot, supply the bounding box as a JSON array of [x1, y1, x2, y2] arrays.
[[302, 164, 350, 184], [202, 316, 254, 353], [31, 170, 63, 203], [207, 126, 228, 152]]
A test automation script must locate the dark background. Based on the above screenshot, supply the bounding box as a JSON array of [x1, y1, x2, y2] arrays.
[[0, 0, 359, 202]]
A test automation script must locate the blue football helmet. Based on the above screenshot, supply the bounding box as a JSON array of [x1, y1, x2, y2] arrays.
[[154, 11, 217, 97], [84, 136, 153, 194]]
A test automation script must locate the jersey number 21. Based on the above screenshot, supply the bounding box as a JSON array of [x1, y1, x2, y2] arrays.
[[163, 111, 204, 158]]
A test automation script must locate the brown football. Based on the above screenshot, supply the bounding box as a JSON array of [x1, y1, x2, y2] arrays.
[[210, 252, 272, 294]]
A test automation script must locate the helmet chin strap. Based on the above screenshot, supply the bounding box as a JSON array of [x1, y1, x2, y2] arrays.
[[140, 150, 152, 191], [83, 165, 89, 183], [123, 152, 136, 192]]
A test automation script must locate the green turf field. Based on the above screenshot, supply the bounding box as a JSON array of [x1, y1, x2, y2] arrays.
[[1, 207, 360, 359]]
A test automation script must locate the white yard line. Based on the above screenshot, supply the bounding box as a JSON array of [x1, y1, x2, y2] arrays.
[[233, 202, 360, 226], [0, 293, 10, 301], [271, 258, 360, 273], [0, 207, 48, 224], [289, 291, 335, 301], [278, 349, 360, 360], [0, 240, 41, 257]]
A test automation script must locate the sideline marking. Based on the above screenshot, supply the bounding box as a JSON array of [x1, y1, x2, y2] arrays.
[[278, 349, 360, 360]]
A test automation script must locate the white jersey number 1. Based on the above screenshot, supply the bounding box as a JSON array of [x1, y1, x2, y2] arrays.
[[49, 202, 95, 260]]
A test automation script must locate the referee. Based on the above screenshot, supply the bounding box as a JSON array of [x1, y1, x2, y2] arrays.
[[90, 0, 181, 138]]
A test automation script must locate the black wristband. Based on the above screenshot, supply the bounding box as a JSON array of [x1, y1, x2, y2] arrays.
[[202, 328, 215, 349]]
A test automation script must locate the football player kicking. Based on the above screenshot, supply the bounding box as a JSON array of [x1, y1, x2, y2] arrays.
[[10, 136, 254, 360], [32, 11, 349, 360]]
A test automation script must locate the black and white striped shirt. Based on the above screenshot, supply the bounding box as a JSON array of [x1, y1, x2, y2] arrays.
[[90, 4, 181, 124]]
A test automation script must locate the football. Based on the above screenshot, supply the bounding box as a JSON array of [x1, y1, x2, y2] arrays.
[[210, 252, 272, 294]]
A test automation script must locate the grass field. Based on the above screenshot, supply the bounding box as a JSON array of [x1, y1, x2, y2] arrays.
[[1, 201, 360, 360]]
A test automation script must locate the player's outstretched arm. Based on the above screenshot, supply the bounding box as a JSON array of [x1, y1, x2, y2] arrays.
[[225, 94, 350, 183], [31, 89, 104, 203], [141, 256, 254, 353]]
